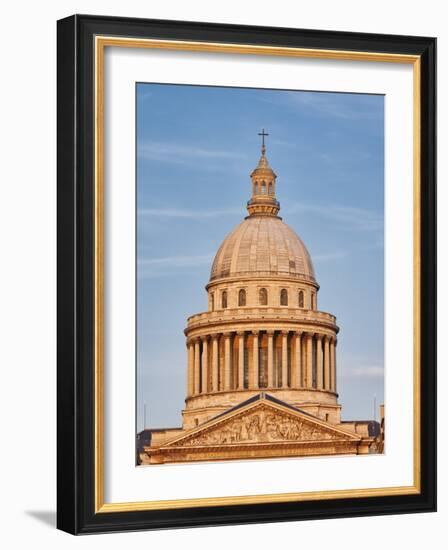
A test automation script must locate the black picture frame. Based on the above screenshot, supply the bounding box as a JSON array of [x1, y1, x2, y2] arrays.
[[57, 14, 436, 534]]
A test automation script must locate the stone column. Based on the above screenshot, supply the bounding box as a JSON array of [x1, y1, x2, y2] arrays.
[[267, 330, 274, 387], [281, 331, 289, 388], [331, 338, 337, 392], [211, 334, 219, 392], [194, 338, 201, 395], [224, 333, 232, 391], [306, 333, 314, 388], [187, 340, 194, 397], [335, 339, 338, 392], [316, 334, 323, 390], [201, 337, 208, 393], [294, 332, 302, 388], [252, 331, 259, 389], [324, 336, 330, 390], [238, 332, 245, 389]]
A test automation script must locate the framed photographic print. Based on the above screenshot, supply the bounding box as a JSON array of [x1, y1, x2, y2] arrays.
[[57, 14, 436, 534]]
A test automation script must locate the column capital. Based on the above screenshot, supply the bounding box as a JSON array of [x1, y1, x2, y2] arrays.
[[211, 333, 220, 341], [316, 333, 323, 341], [236, 331, 245, 337], [266, 329, 275, 336], [201, 334, 209, 342], [295, 330, 303, 337], [281, 330, 290, 336], [223, 331, 232, 339], [252, 330, 259, 336]]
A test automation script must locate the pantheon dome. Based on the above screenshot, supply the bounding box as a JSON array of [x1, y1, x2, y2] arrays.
[[210, 144, 315, 285], [140, 134, 379, 465], [210, 216, 316, 284]]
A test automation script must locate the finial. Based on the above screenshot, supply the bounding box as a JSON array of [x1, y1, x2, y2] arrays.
[[258, 128, 269, 155]]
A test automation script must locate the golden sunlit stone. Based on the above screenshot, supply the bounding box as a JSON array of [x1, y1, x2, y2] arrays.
[[140, 136, 381, 465]]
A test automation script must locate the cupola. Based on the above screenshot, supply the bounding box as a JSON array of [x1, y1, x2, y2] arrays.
[[246, 129, 280, 217]]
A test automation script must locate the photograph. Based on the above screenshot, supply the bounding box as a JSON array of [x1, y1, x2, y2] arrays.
[[54, 13, 436, 534], [135, 83, 385, 465]]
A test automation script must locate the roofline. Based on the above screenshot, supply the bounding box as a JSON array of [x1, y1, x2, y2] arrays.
[[141, 427, 182, 433], [152, 392, 361, 448]]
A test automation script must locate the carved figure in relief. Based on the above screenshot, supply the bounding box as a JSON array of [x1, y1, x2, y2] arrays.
[[179, 404, 343, 448]]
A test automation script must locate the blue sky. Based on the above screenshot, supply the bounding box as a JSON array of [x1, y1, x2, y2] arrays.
[[136, 83, 384, 431]]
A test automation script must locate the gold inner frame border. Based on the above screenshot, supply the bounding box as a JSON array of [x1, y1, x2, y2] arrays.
[[94, 35, 421, 513]]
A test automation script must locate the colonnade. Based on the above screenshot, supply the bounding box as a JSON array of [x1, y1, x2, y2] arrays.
[[187, 330, 337, 397]]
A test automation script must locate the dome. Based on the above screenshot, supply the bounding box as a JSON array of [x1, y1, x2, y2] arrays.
[[209, 133, 316, 285], [210, 215, 316, 283]]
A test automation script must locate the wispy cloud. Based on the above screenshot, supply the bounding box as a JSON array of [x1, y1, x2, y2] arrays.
[[138, 253, 213, 279], [138, 90, 153, 101], [341, 365, 384, 379], [138, 207, 241, 219], [317, 150, 373, 164], [285, 202, 383, 232], [313, 250, 349, 263], [287, 92, 383, 121], [138, 140, 244, 165], [258, 91, 383, 121], [138, 202, 382, 231], [139, 254, 213, 267]]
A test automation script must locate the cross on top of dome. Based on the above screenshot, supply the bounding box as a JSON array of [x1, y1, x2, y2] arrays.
[[258, 128, 269, 154]]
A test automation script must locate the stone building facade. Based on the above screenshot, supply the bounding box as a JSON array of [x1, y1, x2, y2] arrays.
[[140, 138, 380, 465]]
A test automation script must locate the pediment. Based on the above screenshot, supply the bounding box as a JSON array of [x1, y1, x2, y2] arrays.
[[162, 398, 360, 449]]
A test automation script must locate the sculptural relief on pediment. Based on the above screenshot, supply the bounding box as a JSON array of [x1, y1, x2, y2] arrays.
[[169, 405, 349, 448]]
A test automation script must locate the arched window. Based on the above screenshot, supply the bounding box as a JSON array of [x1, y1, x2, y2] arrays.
[[210, 292, 215, 311], [254, 182, 258, 194], [238, 289, 246, 307], [261, 181, 266, 194], [259, 287, 268, 306], [268, 182, 273, 195], [298, 290, 304, 308], [280, 288, 288, 306], [221, 290, 228, 309]]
